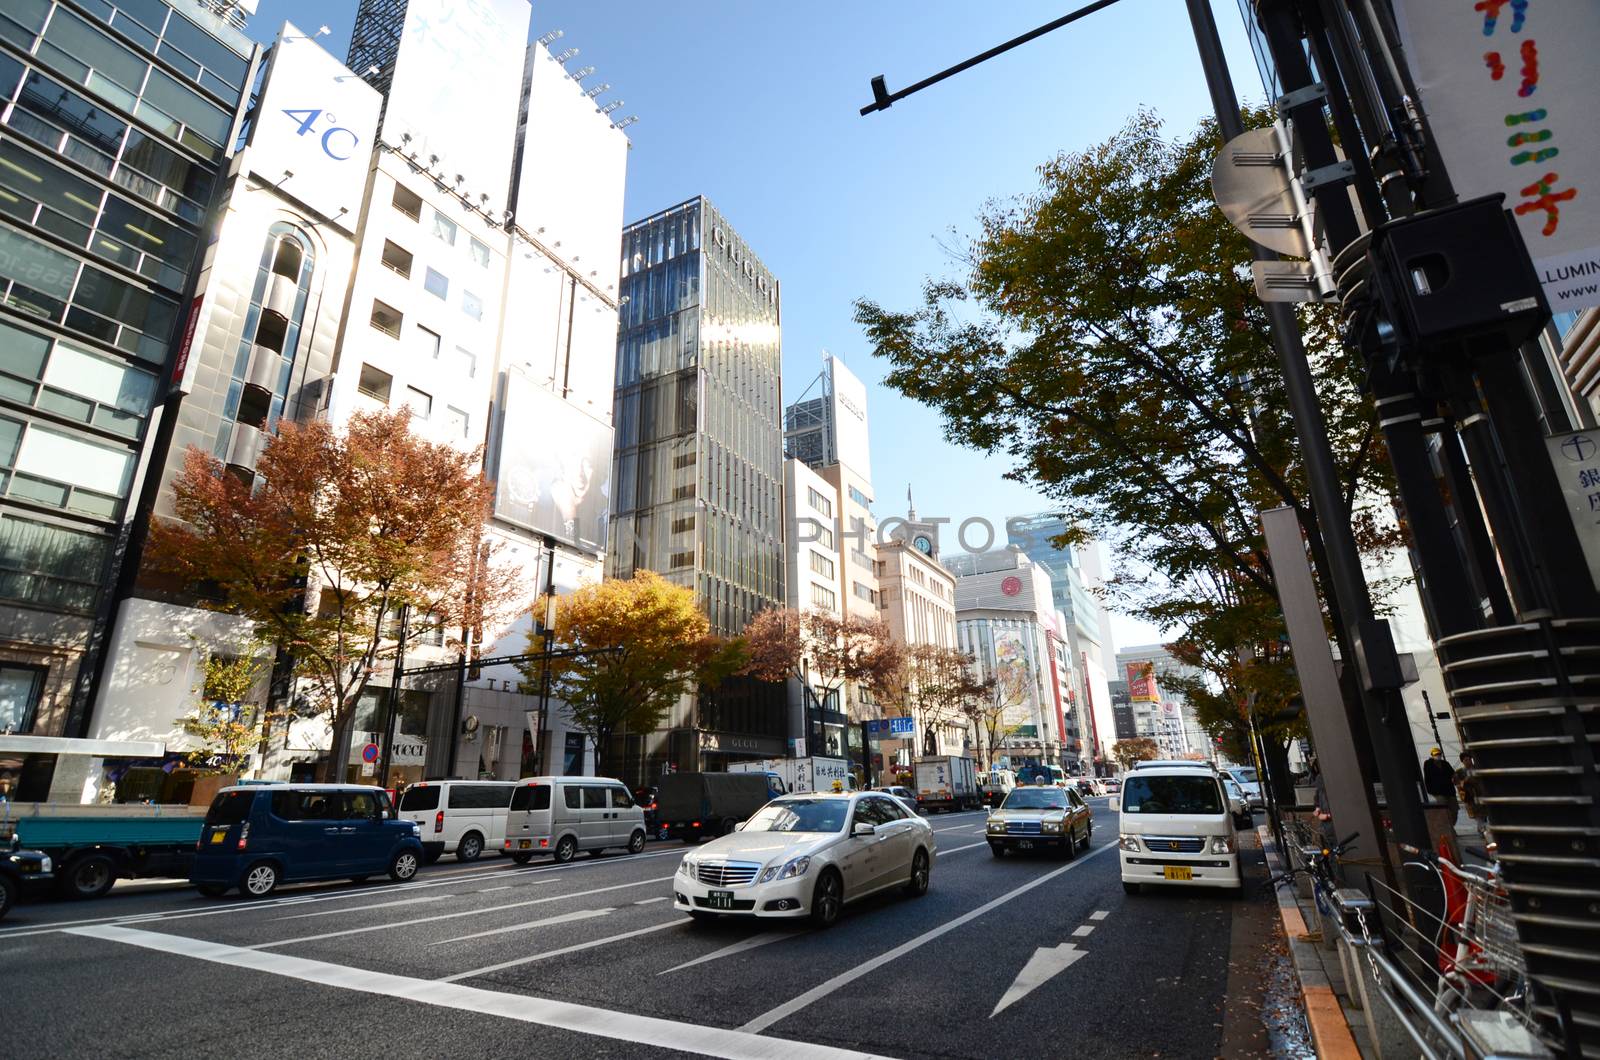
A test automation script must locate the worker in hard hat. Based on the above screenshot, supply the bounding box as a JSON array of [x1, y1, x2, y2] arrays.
[[1422, 746, 1458, 822]]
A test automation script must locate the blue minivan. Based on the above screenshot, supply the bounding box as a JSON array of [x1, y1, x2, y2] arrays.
[[190, 784, 425, 898]]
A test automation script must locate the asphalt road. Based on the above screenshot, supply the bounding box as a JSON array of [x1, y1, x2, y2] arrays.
[[0, 800, 1289, 1059]]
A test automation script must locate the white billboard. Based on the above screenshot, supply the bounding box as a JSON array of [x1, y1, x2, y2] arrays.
[[494, 369, 613, 555], [382, 0, 531, 213], [249, 23, 382, 222], [514, 42, 628, 295], [828, 354, 871, 481], [1394, 3, 1600, 311]]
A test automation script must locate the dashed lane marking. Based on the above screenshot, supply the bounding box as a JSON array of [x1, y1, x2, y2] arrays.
[[1089, 910, 1109, 921], [275, 896, 448, 921], [659, 930, 797, 975], [1071, 925, 1094, 937], [66, 924, 894, 1060], [430, 907, 614, 946]]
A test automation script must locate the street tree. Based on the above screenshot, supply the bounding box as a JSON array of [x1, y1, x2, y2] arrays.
[[151, 408, 525, 781], [174, 646, 274, 775], [1111, 737, 1162, 772], [901, 644, 988, 756], [853, 108, 1399, 765], [966, 665, 1027, 771], [527, 571, 737, 776], [741, 608, 904, 719]]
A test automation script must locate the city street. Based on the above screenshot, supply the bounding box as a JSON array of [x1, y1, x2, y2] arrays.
[[1, 802, 1289, 1059]]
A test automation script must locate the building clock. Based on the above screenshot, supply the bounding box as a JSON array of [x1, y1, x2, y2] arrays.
[[913, 535, 933, 555]]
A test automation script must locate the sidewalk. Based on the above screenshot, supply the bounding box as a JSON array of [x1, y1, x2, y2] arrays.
[[1259, 824, 1370, 1059]]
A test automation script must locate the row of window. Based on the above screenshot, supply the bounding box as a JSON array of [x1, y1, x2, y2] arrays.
[[847, 485, 871, 509], [810, 583, 836, 610], [390, 184, 492, 265], [0, 316, 156, 441], [0, 510, 108, 613], [853, 581, 877, 605], [0, 409, 133, 519], [355, 362, 470, 440], [21, 0, 250, 100], [808, 549, 833, 580], [806, 485, 832, 518]]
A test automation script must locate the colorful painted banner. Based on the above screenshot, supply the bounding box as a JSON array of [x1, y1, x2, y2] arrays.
[[1394, 1, 1600, 311]]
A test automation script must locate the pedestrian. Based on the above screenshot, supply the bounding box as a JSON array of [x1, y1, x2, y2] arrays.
[[1422, 746, 1459, 820], [1456, 752, 1485, 837]]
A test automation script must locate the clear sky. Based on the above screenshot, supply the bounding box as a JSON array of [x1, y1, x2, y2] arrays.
[[247, 1, 1264, 650]]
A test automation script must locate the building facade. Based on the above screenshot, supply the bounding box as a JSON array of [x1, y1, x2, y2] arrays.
[[877, 509, 959, 770], [610, 195, 785, 775], [1116, 644, 1199, 759], [0, 0, 260, 798], [783, 455, 843, 756]]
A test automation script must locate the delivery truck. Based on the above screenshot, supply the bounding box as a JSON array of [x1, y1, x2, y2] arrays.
[[728, 756, 856, 795], [655, 772, 783, 843], [914, 755, 980, 812]]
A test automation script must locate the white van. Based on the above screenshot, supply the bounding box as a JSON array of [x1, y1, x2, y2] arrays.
[[502, 776, 647, 864], [1113, 763, 1242, 897], [397, 780, 516, 863]]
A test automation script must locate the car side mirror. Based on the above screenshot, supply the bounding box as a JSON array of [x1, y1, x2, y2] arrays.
[[851, 822, 876, 838]]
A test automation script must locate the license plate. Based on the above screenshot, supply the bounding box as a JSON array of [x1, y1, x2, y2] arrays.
[[1017, 840, 1034, 850], [707, 889, 735, 910], [210, 831, 226, 844], [518, 839, 532, 850], [1164, 865, 1193, 881]]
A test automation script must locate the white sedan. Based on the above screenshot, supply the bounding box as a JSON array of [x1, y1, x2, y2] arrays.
[[672, 791, 936, 928]]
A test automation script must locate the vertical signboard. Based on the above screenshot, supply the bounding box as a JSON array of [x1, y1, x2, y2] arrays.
[[1125, 661, 1159, 703], [251, 22, 382, 222], [493, 369, 614, 554], [1546, 429, 1600, 588], [828, 355, 872, 481], [1393, 3, 1600, 311], [381, 0, 531, 211]]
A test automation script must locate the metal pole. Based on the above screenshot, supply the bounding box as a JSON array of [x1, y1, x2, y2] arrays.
[[535, 536, 558, 775], [378, 604, 409, 789]]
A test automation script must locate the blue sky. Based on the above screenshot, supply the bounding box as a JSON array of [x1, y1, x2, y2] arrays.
[[247, 1, 1263, 649]]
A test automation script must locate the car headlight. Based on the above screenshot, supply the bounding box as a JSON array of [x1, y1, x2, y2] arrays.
[[987, 819, 1006, 834], [679, 858, 695, 879], [758, 865, 779, 884], [1210, 835, 1236, 855], [1118, 835, 1142, 852], [1041, 818, 1063, 833], [778, 855, 811, 879], [40, 855, 52, 873]]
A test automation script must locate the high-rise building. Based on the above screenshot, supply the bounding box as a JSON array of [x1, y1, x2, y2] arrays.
[[611, 196, 785, 774], [783, 456, 843, 755], [0, 1, 259, 795], [877, 504, 959, 769], [1117, 644, 1201, 759]]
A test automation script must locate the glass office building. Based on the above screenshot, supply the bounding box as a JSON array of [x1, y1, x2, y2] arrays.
[[611, 195, 786, 770], [0, 0, 256, 743]]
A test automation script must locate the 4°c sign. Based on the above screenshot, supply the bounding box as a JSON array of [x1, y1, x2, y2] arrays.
[[1546, 430, 1600, 587]]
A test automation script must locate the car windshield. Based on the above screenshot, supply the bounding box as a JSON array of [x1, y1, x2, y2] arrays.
[[743, 798, 848, 833], [1001, 788, 1069, 810], [1121, 775, 1224, 815], [1234, 768, 1258, 784]]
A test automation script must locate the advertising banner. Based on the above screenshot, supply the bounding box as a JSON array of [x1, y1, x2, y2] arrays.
[[494, 370, 613, 554], [1126, 661, 1159, 703], [1393, 2, 1600, 311], [250, 23, 381, 223], [828, 355, 872, 481], [992, 628, 1035, 730]]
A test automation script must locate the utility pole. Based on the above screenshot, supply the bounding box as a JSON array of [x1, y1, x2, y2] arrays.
[[534, 536, 558, 775], [377, 604, 409, 789]]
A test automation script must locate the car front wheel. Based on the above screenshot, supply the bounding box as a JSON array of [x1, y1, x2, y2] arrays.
[[809, 870, 843, 928], [388, 848, 420, 882]]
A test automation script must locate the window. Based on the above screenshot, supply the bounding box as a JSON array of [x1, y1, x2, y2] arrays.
[[563, 783, 581, 809], [414, 326, 441, 360], [432, 210, 457, 245], [671, 516, 695, 534], [423, 267, 448, 300], [563, 732, 585, 775], [392, 184, 422, 221], [270, 789, 339, 821], [849, 485, 871, 508], [9, 424, 134, 517], [443, 405, 469, 438], [468, 237, 491, 268], [813, 524, 834, 549], [853, 582, 877, 604], [357, 363, 392, 402], [669, 551, 693, 569], [0, 513, 108, 611], [404, 386, 431, 420], [0, 662, 45, 734], [37, 7, 148, 109], [609, 787, 634, 809], [344, 791, 380, 818], [370, 300, 402, 338], [809, 551, 834, 579], [461, 289, 483, 322], [582, 785, 609, 810], [807, 486, 833, 517], [0, 324, 156, 439], [454, 347, 477, 378], [851, 550, 874, 571], [448, 784, 512, 809], [204, 789, 255, 825], [137, 68, 231, 153], [380, 240, 413, 278], [398, 785, 440, 811], [1119, 775, 1223, 815], [811, 583, 836, 610], [509, 784, 551, 811]]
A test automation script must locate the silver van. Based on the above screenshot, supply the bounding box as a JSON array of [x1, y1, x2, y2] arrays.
[[502, 776, 647, 864], [397, 780, 516, 863]]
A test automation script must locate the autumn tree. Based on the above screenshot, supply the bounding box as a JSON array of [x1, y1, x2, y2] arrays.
[[901, 644, 987, 756], [741, 608, 904, 721], [854, 109, 1401, 764], [151, 408, 525, 781], [526, 571, 738, 777], [1111, 737, 1162, 772]]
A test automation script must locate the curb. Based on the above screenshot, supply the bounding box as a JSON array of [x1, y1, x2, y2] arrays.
[[1258, 825, 1363, 1059]]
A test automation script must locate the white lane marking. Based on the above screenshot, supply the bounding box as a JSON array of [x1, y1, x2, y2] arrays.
[[991, 942, 1088, 1017], [931, 822, 979, 833], [937, 841, 987, 856], [1071, 925, 1094, 937], [659, 931, 797, 975], [1089, 910, 1109, 921], [250, 875, 675, 949], [431, 907, 614, 945], [275, 896, 447, 921], [478, 886, 512, 894], [0, 851, 673, 941], [67, 924, 893, 1060], [439, 919, 682, 983], [634, 897, 669, 905], [741, 843, 1115, 1033]]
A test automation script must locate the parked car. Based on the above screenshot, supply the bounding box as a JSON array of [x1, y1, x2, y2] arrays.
[[1220, 767, 1264, 809], [986, 785, 1093, 858], [673, 791, 936, 927], [503, 776, 647, 863], [1115, 763, 1242, 897], [1222, 777, 1254, 829], [397, 780, 516, 863], [190, 784, 424, 898], [1104, 777, 1122, 795], [1, 837, 54, 920], [873, 785, 921, 813]]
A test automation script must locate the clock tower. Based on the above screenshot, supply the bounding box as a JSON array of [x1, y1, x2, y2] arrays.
[[891, 485, 944, 558]]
